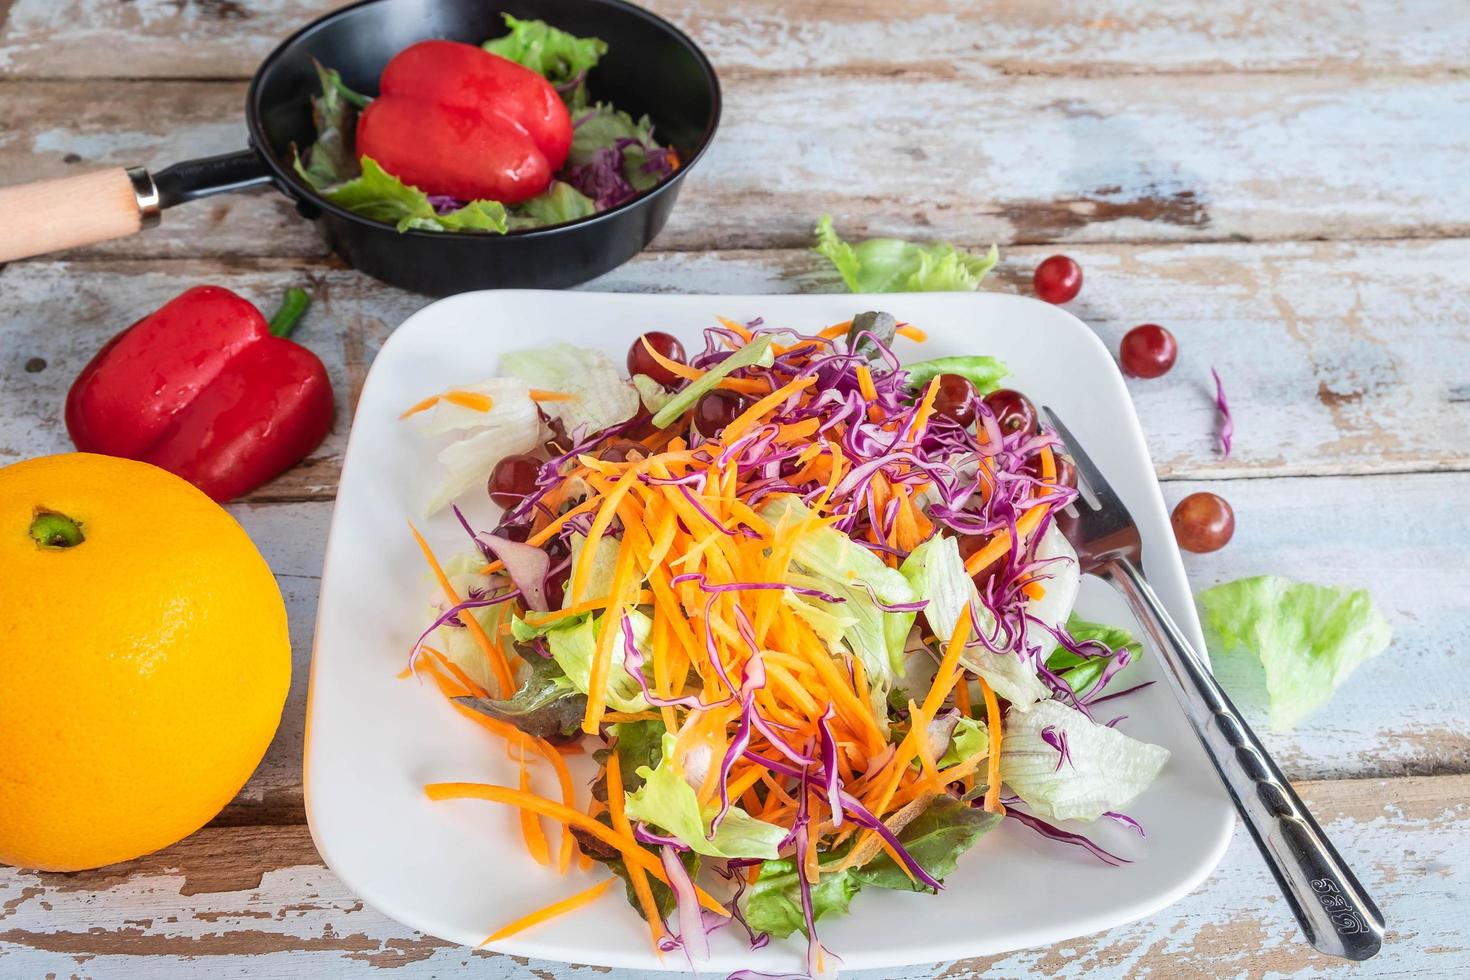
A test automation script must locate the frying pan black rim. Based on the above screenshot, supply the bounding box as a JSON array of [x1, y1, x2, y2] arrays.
[[243, 0, 722, 240]]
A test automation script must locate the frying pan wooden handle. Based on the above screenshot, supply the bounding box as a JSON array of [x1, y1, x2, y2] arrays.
[[0, 167, 160, 263]]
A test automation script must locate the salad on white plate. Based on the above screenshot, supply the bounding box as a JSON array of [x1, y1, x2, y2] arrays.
[[398, 311, 1169, 978]]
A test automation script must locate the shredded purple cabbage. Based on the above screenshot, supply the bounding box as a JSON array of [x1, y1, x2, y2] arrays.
[[1211, 366, 1233, 457]]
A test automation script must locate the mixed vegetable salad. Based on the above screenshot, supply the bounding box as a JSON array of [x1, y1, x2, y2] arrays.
[[293, 16, 677, 234], [404, 313, 1171, 975]]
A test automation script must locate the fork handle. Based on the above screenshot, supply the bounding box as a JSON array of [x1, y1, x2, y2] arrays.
[[1101, 557, 1385, 961]]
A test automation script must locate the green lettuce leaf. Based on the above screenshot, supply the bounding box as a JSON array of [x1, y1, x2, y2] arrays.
[[1198, 575, 1392, 731], [508, 181, 599, 230], [631, 373, 675, 415], [898, 533, 1049, 710], [623, 734, 786, 859], [483, 14, 607, 109], [939, 715, 989, 767], [567, 531, 619, 606], [903, 355, 1008, 394], [292, 60, 364, 189], [763, 495, 918, 722], [501, 343, 640, 437], [1045, 616, 1143, 698], [452, 654, 584, 739], [744, 856, 864, 939], [650, 335, 775, 429], [744, 796, 1000, 937], [853, 795, 1001, 892], [306, 157, 508, 234], [813, 214, 998, 293], [1000, 699, 1170, 822], [538, 611, 650, 713]]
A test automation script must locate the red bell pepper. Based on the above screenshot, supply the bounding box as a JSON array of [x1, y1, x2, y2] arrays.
[[65, 285, 335, 502], [356, 40, 573, 204]]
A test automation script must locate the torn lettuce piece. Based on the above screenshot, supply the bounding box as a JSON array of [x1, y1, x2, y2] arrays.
[[508, 181, 599, 230], [416, 378, 543, 515], [453, 654, 584, 739], [1198, 575, 1392, 731], [500, 343, 640, 438], [764, 495, 918, 721], [813, 214, 998, 293], [623, 734, 786, 859], [631, 373, 675, 415], [903, 355, 1008, 395], [650, 335, 775, 429], [939, 715, 990, 767], [292, 60, 365, 189], [303, 157, 508, 234], [566, 531, 619, 606], [483, 14, 607, 109], [1000, 699, 1169, 822], [898, 533, 1049, 710], [745, 855, 864, 940], [745, 796, 1000, 937], [852, 795, 1001, 893], [541, 610, 651, 713]]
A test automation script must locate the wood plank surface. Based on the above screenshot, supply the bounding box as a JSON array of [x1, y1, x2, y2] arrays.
[[3, 0, 1468, 79], [4, 240, 1466, 502], [1, 73, 1468, 257], [2, 774, 1464, 977], [2, 1, 1464, 977]]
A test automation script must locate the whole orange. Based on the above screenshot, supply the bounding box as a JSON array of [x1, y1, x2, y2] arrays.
[[0, 453, 290, 871]]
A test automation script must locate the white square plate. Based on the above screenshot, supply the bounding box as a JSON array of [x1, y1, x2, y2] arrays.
[[305, 290, 1234, 974]]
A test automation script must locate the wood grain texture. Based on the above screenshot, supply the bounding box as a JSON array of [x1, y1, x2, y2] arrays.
[[3, 240, 1466, 501], [2, 0, 1468, 79], [2, 775, 1464, 977], [1, 73, 1469, 256]]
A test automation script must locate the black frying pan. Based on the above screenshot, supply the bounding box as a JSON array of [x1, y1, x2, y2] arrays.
[[0, 0, 720, 296]]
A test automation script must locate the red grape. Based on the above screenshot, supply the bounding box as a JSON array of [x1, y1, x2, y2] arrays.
[[693, 390, 747, 437], [1033, 255, 1082, 304], [627, 331, 686, 387], [982, 388, 1038, 436], [1120, 324, 1177, 379], [488, 453, 541, 508], [1171, 492, 1235, 553], [932, 374, 977, 427]]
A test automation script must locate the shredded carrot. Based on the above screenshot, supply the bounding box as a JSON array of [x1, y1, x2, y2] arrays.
[[855, 365, 878, 403], [722, 375, 816, 442], [639, 335, 703, 381], [481, 878, 616, 945], [398, 394, 441, 419], [895, 323, 928, 342], [717, 315, 754, 342], [979, 677, 1005, 814], [517, 746, 552, 866], [818, 320, 853, 339], [1038, 444, 1057, 484], [426, 783, 729, 915], [408, 522, 515, 697], [963, 505, 1046, 576], [528, 388, 578, 402], [905, 376, 943, 442], [443, 390, 493, 412], [445, 698, 578, 872], [605, 749, 666, 950]]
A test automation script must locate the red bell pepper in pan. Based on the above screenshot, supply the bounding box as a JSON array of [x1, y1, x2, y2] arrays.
[[356, 40, 573, 204], [65, 285, 334, 502]]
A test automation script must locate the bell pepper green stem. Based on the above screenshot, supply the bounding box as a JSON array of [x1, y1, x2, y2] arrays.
[[30, 509, 84, 548], [267, 288, 312, 339]]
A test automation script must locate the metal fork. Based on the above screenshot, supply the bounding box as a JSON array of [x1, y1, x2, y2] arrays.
[[1043, 407, 1385, 961]]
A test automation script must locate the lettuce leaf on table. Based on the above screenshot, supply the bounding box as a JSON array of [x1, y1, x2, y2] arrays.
[[814, 214, 999, 293], [1199, 575, 1392, 731]]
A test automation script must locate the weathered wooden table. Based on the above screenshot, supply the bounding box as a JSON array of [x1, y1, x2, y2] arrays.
[[2, 2, 1467, 977]]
